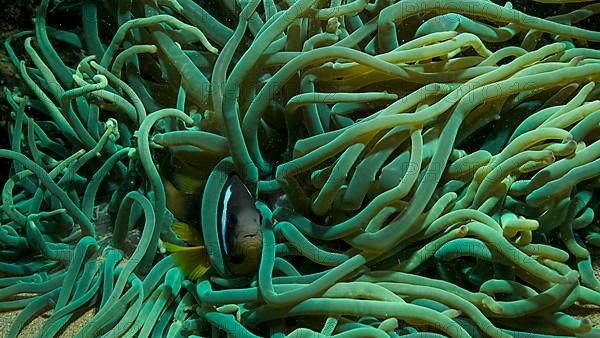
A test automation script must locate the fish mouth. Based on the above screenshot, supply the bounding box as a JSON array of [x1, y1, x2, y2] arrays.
[[227, 233, 263, 275], [232, 232, 263, 259], [237, 230, 262, 241], [236, 235, 263, 249]]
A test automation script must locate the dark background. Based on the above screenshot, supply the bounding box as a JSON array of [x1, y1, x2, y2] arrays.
[[1, 1, 37, 185]]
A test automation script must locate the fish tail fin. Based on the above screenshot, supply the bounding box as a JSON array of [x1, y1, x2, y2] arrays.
[[164, 242, 211, 280]]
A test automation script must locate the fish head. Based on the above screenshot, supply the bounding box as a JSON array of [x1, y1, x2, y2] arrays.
[[220, 175, 264, 276]]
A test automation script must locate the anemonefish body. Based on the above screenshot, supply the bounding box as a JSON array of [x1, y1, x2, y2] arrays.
[[163, 170, 263, 279], [218, 175, 263, 275]]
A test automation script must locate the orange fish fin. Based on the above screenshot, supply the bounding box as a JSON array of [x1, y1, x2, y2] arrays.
[[172, 221, 204, 245], [164, 242, 211, 280]]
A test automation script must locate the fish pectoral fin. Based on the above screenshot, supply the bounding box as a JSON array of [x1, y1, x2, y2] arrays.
[[164, 241, 205, 252], [189, 254, 212, 280], [171, 221, 204, 245], [164, 242, 211, 280]]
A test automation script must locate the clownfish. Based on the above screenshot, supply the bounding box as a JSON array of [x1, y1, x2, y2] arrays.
[[163, 171, 263, 279]]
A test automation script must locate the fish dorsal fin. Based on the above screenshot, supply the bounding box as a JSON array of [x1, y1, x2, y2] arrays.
[[171, 172, 204, 194], [163, 242, 211, 280], [172, 221, 204, 245]]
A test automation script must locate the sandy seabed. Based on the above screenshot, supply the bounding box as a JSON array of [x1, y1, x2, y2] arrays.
[[0, 308, 96, 337]]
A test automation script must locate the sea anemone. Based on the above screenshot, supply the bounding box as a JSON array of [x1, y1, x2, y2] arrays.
[[1, 0, 600, 336]]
